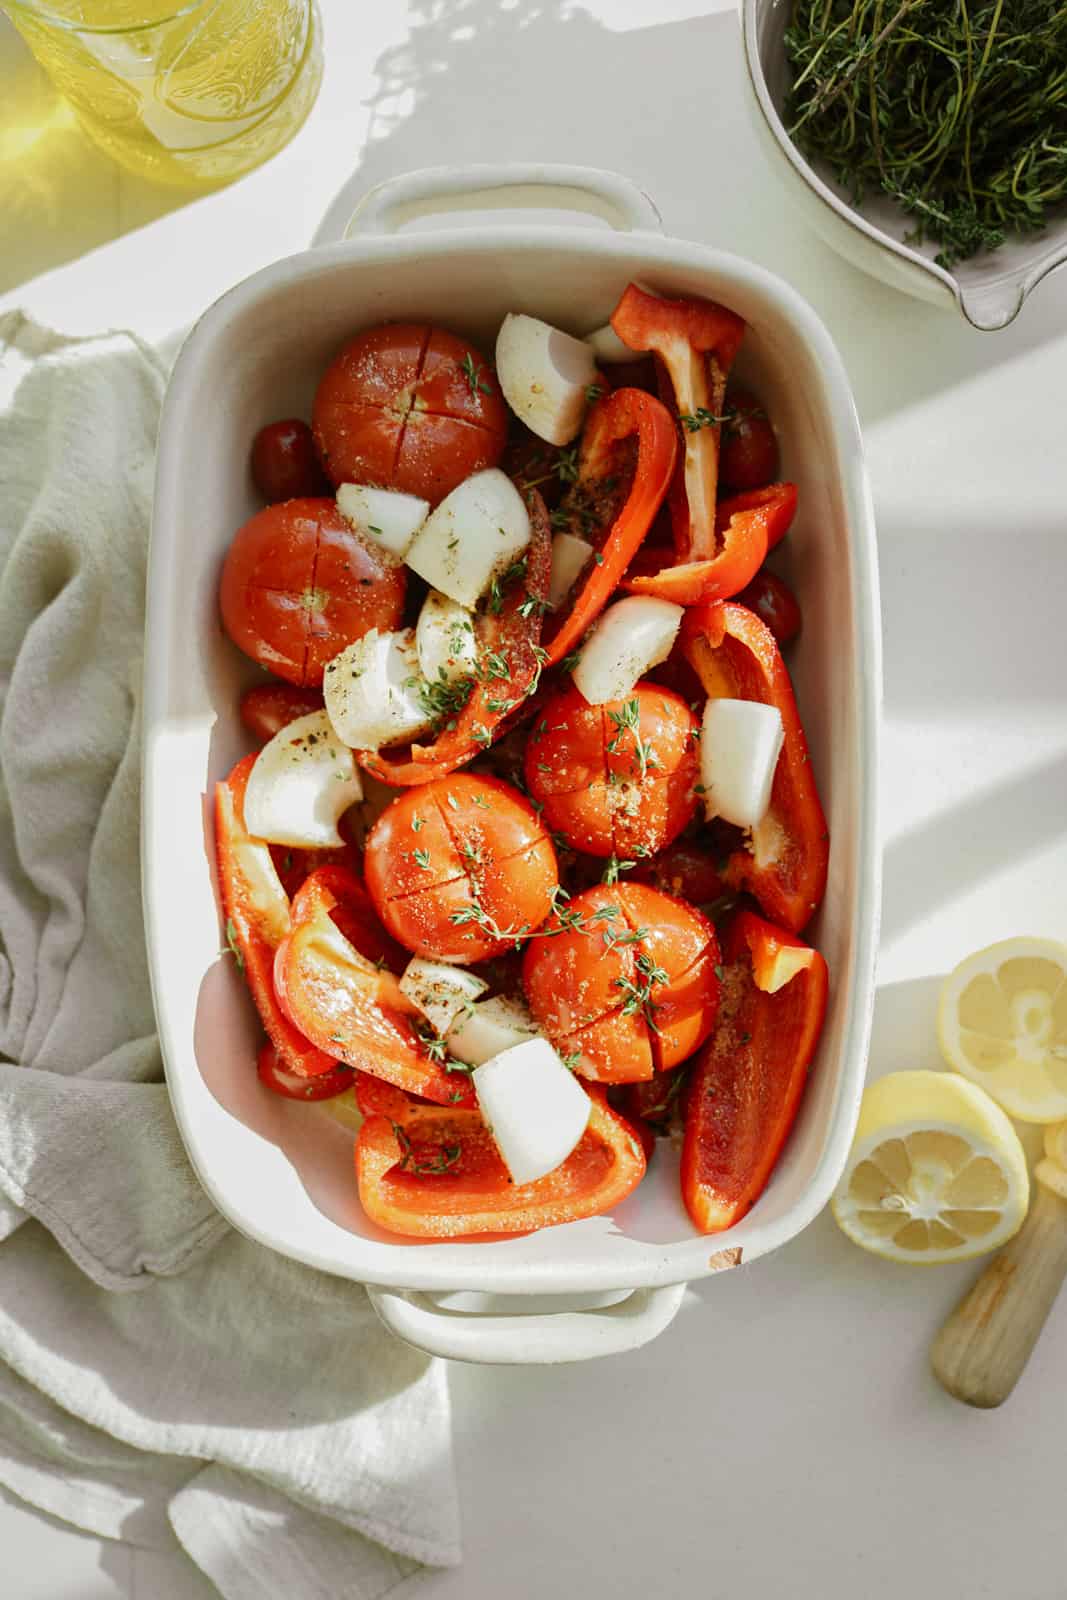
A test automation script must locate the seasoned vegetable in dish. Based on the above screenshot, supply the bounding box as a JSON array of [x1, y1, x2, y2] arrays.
[[212, 285, 829, 1238]]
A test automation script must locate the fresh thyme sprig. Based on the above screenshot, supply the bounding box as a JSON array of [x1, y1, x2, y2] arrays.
[[415, 1021, 474, 1075], [639, 1065, 689, 1131], [606, 698, 659, 781], [487, 558, 528, 615], [678, 406, 737, 432], [449, 883, 620, 950], [413, 669, 474, 728], [615, 951, 669, 1034], [460, 351, 493, 398], [601, 853, 637, 886], [393, 1122, 463, 1175], [223, 917, 244, 973], [785, 0, 1067, 268], [415, 1021, 449, 1063]]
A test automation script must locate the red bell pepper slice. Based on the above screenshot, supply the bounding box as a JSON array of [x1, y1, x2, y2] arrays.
[[215, 754, 344, 1081], [681, 911, 828, 1233], [681, 601, 828, 932], [541, 387, 677, 668], [352, 1070, 417, 1120], [274, 866, 476, 1107], [623, 482, 798, 606], [355, 1085, 646, 1238], [610, 283, 745, 568], [359, 489, 553, 787], [257, 1042, 354, 1101]]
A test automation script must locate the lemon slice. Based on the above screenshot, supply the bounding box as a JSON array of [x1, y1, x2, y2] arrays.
[[937, 937, 1067, 1123], [831, 1071, 1029, 1264]]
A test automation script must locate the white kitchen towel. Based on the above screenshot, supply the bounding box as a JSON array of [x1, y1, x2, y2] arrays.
[[0, 311, 461, 1597]]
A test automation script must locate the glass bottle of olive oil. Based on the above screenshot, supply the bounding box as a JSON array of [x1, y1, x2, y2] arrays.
[[3, 0, 323, 186]]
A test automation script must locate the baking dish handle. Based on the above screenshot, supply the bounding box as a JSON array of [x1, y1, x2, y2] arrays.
[[342, 164, 663, 240], [367, 1281, 687, 1365]]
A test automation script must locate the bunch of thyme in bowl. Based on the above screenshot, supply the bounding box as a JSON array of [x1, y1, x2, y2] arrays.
[[784, 0, 1067, 268]]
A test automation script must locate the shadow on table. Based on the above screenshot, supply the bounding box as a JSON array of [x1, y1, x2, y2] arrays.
[[0, 16, 190, 297], [316, 0, 1067, 425], [881, 753, 1067, 949]]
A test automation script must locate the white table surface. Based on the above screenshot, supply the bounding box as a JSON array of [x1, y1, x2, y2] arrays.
[[2, 1, 1065, 1596]]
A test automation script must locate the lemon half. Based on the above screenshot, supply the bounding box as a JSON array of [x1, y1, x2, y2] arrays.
[[937, 937, 1067, 1123], [1035, 1120, 1067, 1201], [831, 1070, 1029, 1264]]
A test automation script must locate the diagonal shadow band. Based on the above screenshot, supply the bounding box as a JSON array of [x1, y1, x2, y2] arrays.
[[881, 749, 1067, 947]]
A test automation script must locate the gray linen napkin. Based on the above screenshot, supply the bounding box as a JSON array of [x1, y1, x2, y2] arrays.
[[0, 312, 460, 1597]]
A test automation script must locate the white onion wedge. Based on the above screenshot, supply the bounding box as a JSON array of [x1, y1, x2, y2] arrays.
[[405, 469, 531, 609], [399, 959, 489, 1037], [243, 711, 362, 849], [548, 532, 594, 610], [336, 483, 429, 562], [323, 629, 433, 752], [473, 1038, 591, 1185], [445, 994, 540, 1067], [572, 595, 683, 705], [700, 698, 784, 829], [585, 323, 636, 364], [495, 313, 599, 445], [415, 589, 478, 687]]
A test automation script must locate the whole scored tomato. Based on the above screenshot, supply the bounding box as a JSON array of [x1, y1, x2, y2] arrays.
[[312, 323, 509, 504], [523, 882, 721, 1082], [364, 774, 558, 963], [219, 498, 405, 686], [524, 681, 699, 861]]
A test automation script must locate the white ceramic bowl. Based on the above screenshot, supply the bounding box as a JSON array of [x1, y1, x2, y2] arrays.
[[143, 164, 881, 1365], [742, 0, 1067, 331]]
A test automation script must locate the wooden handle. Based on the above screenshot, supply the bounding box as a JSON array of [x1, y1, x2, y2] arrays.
[[932, 1183, 1067, 1408]]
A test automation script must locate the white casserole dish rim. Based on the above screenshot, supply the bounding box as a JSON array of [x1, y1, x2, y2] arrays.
[[143, 180, 880, 1303]]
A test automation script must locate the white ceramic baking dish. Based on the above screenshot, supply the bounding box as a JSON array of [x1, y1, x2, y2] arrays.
[[144, 164, 881, 1365]]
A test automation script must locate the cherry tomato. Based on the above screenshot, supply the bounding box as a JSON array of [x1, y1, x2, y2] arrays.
[[257, 1041, 354, 1100], [239, 683, 325, 743], [250, 419, 330, 503], [720, 388, 778, 492], [312, 323, 509, 504], [524, 682, 699, 861], [219, 498, 405, 686], [522, 883, 720, 1081], [631, 837, 724, 907], [605, 356, 658, 395], [735, 569, 802, 646], [364, 774, 558, 963]]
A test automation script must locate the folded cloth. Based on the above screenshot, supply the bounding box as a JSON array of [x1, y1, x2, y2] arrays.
[[0, 312, 460, 1597]]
